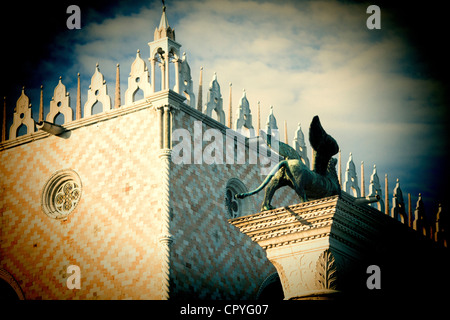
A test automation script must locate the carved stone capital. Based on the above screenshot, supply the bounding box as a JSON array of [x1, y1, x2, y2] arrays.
[[159, 234, 174, 246], [158, 148, 172, 160]]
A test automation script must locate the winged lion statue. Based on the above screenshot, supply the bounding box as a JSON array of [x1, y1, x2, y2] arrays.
[[235, 115, 341, 211]]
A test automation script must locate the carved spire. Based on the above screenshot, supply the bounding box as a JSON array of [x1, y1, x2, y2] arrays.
[[338, 149, 341, 186], [385, 174, 389, 214], [434, 204, 447, 246], [84, 63, 111, 117], [115, 64, 121, 108], [293, 123, 310, 169], [204, 72, 225, 124], [413, 193, 427, 237], [154, 1, 175, 41], [125, 50, 152, 105], [9, 87, 35, 139], [265, 106, 278, 140], [197, 67, 203, 112], [228, 83, 232, 128], [76, 73, 81, 120], [39, 85, 44, 122], [391, 178, 407, 224], [257, 101, 261, 136], [235, 89, 254, 135], [178, 52, 196, 108], [46, 76, 72, 124], [361, 161, 365, 197], [284, 120, 288, 144], [368, 165, 384, 212], [343, 153, 360, 197], [408, 193, 412, 227]]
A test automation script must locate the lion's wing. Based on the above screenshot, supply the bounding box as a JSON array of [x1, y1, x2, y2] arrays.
[[277, 141, 301, 160]]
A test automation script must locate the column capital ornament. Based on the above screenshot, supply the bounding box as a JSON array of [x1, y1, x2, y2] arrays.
[[159, 234, 174, 246], [315, 249, 338, 290], [158, 148, 172, 159]]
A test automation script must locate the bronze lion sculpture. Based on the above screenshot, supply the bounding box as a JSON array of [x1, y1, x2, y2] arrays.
[[236, 116, 341, 211]]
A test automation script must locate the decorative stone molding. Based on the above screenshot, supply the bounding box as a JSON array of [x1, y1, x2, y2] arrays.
[[225, 178, 249, 218], [265, 106, 278, 140], [315, 249, 338, 290], [125, 50, 152, 105], [391, 179, 407, 224], [368, 165, 384, 212], [178, 52, 196, 108], [344, 153, 360, 197], [229, 192, 394, 299], [204, 73, 225, 125], [9, 87, 35, 139], [41, 169, 82, 220], [235, 89, 254, 136], [293, 123, 310, 169], [46, 77, 73, 124], [84, 63, 111, 117]]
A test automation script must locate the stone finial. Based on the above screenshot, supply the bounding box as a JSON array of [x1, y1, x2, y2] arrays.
[[46, 77, 73, 124], [434, 204, 447, 246], [293, 123, 310, 169], [413, 193, 427, 237], [367, 165, 384, 212], [385, 174, 389, 214], [361, 161, 365, 197], [227, 83, 232, 128], [391, 179, 407, 224], [197, 67, 203, 112], [265, 106, 278, 140], [256, 101, 261, 136], [235, 89, 254, 136], [84, 63, 111, 117], [343, 153, 360, 197], [125, 50, 152, 105], [204, 72, 225, 124], [9, 87, 35, 139], [114, 64, 121, 108], [39, 85, 44, 122], [178, 52, 196, 108], [154, 1, 175, 41], [76, 73, 81, 120]]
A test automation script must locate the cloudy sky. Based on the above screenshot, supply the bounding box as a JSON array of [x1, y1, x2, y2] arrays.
[[1, 0, 449, 217]]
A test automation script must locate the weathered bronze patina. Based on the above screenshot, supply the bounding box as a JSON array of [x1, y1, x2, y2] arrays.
[[236, 116, 341, 211]]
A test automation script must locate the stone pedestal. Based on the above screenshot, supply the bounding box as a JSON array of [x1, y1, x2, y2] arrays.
[[229, 192, 450, 300]]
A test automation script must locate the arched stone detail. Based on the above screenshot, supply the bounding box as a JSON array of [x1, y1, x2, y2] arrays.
[[256, 272, 283, 299], [178, 52, 195, 108], [0, 268, 25, 300], [204, 73, 225, 124], [344, 153, 360, 197], [235, 89, 254, 137], [225, 178, 250, 218], [9, 87, 35, 139], [125, 50, 152, 105]]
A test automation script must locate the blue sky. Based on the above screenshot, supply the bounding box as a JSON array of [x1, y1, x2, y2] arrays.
[[1, 0, 449, 218]]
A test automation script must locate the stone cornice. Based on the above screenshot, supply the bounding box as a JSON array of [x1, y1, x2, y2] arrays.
[[229, 192, 399, 251], [229, 195, 340, 250]]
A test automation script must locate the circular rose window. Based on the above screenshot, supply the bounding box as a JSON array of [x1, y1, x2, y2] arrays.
[[41, 169, 82, 219], [225, 178, 250, 219]]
